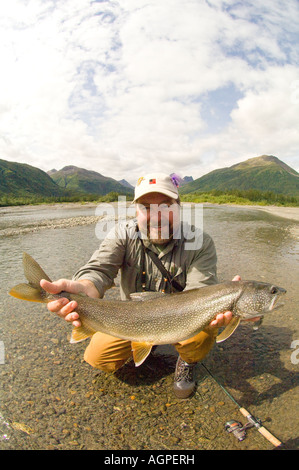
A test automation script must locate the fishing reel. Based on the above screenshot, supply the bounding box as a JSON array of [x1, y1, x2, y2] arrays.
[[225, 417, 261, 442], [225, 420, 247, 441]]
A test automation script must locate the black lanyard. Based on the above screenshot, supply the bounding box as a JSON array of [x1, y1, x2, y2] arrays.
[[137, 230, 184, 292]]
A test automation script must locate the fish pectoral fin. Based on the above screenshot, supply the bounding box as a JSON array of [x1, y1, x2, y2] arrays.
[[70, 325, 96, 344], [216, 316, 241, 343], [131, 341, 154, 367], [253, 317, 263, 330]]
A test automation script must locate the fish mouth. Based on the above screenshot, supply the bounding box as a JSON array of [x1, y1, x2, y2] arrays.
[[269, 291, 286, 311], [269, 298, 285, 311]]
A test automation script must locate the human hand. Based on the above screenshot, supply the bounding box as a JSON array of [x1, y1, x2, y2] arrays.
[[206, 275, 260, 331], [40, 278, 98, 327], [205, 275, 239, 330]]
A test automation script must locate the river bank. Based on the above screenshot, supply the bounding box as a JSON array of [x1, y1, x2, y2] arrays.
[[253, 205, 299, 222], [1, 202, 299, 238], [215, 203, 299, 222]]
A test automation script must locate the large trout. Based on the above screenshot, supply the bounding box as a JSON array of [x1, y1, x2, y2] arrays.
[[9, 253, 286, 366]]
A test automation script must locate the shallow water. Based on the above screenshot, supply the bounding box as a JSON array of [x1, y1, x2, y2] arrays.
[[0, 204, 298, 450]]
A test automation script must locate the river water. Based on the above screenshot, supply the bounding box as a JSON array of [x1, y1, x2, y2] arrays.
[[0, 203, 298, 450]]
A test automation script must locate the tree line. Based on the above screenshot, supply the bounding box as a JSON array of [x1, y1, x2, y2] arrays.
[[180, 188, 299, 206], [0, 191, 126, 207], [1, 188, 298, 207]]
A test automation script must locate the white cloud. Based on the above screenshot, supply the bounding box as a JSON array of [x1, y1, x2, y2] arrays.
[[0, 0, 298, 185]]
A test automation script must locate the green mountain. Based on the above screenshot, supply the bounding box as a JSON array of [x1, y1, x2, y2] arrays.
[[49, 166, 133, 197], [0, 159, 66, 199], [118, 179, 134, 190], [180, 155, 299, 197]]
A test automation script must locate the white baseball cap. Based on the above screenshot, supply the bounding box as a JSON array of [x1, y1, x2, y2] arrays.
[[133, 173, 179, 202]]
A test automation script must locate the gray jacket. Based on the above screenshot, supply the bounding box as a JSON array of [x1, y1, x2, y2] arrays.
[[73, 218, 218, 300]]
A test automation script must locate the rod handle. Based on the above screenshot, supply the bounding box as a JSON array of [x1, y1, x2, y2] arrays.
[[239, 408, 282, 447], [257, 426, 282, 447], [239, 407, 250, 418]]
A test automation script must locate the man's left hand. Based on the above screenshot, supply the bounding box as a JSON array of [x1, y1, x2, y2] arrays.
[[206, 275, 261, 331]]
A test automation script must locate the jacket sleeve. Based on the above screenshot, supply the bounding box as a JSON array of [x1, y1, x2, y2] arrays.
[[72, 223, 126, 298], [185, 232, 218, 289]]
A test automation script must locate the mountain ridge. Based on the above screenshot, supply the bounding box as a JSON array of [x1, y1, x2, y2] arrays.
[[0, 159, 66, 199], [48, 165, 133, 196], [180, 155, 299, 197], [1, 155, 298, 205]]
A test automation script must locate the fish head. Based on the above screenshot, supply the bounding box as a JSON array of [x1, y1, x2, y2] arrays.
[[235, 281, 286, 319]]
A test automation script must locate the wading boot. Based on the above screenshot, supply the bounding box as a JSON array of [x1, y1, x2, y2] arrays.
[[173, 356, 197, 399]]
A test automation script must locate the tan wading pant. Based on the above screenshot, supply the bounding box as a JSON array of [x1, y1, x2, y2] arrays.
[[84, 330, 217, 372]]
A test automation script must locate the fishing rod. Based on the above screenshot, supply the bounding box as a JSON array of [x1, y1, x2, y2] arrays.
[[201, 363, 283, 448]]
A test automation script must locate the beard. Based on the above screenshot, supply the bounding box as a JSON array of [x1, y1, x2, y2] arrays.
[[136, 202, 181, 245], [147, 223, 174, 245], [139, 217, 181, 245]]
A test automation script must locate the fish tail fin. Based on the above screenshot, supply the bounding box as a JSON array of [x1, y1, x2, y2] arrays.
[[9, 253, 51, 303], [9, 283, 47, 303], [22, 252, 52, 287]]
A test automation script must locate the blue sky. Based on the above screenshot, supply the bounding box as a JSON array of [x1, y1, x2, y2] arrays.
[[0, 0, 298, 184]]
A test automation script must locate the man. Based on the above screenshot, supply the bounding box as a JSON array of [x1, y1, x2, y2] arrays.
[[41, 173, 239, 399]]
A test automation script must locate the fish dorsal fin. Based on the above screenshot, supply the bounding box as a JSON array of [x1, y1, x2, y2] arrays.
[[70, 325, 96, 344], [131, 341, 154, 366], [23, 252, 52, 287], [130, 291, 166, 301], [216, 317, 241, 343]]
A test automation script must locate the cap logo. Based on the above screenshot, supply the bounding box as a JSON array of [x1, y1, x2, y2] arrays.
[[170, 173, 182, 188], [137, 177, 145, 186], [149, 178, 156, 184]]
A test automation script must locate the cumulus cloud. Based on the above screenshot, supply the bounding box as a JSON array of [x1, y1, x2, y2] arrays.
[[0, 0, 298, 184]]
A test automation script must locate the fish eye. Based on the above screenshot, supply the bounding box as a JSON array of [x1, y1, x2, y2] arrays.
[[270, 286, 278, 294]]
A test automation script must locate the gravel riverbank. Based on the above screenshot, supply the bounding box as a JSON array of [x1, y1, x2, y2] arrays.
[[0, 216, 101, 237]]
